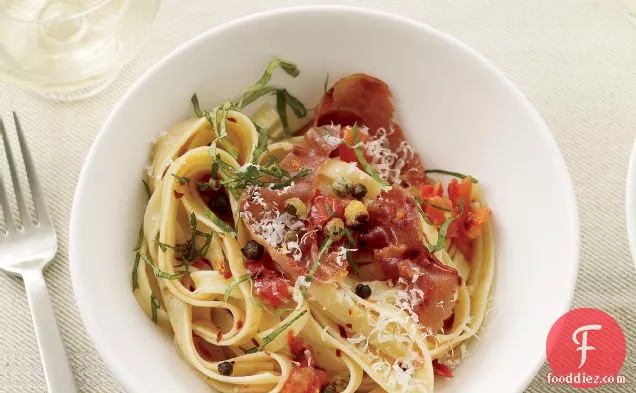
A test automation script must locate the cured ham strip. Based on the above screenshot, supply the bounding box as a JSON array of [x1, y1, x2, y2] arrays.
[[314, 74, 427, 185], [363, 187, 461, 332]]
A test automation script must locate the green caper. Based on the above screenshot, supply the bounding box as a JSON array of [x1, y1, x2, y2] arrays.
[[284, 197, 307, 218], [217, 361, 233, 376], [351, 183, 367, 199], [332, 177, 352, 197], [241, 240, 264, 260], [344, 200, 369, 228], [323, 218, 345, 241]]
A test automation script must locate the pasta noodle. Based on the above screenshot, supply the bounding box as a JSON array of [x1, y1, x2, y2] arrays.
[[131, 60, 495, 393]]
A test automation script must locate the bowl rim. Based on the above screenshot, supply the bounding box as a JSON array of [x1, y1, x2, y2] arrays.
[[69, 5, 580, 393]]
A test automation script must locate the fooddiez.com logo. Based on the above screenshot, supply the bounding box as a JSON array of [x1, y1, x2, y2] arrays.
[[546, 308, 627, 388]]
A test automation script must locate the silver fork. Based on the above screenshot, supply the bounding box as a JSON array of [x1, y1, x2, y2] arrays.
[[0, 113, 77, 393]]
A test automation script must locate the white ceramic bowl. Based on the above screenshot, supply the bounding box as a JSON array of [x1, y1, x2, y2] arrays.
[[70, 6, 579, 393]]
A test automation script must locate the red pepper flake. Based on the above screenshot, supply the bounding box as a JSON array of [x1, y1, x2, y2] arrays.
[[237, 320, 244, 329], [252, 338, 260, 347], [227, 117, 237, 123], [338, 325, 348, 339], [335, 349, 342, 357], [173, 190, 184, 199], [348, 309, 352, 315], [433, 360, 454, 378], [216, 330, 223, 342], [223, 270, 233, 279], [345, 324, 352, 329]]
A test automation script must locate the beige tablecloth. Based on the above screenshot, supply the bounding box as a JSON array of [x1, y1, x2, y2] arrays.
[[1, 0, 635, 392]]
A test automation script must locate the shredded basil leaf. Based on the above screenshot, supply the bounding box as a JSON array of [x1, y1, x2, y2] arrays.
[[325, 202, 336, 217], [150, 292, 160, 323], [323, 72, 330, 93], [247, 310, 308, 353], [416, 202, 433, 225], [252, 123, 269, 163], [276, 89, 291, 136], [191, 94, 239, 160], [205, 209, 236, 235], [428, 200, 464, 254], [132, 252, 140, 291], [347, 125, 389, 186], [425, 169, 478, 183], [224, 274, 252, 302], [302, 237, 334, 296], [138, 252, 181, 280], [172, 174, 190, 185], [346, 251, 360, 275], [282, 89, 307, 118]]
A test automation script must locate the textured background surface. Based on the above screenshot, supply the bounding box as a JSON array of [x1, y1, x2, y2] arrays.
[[1, 0, 635, 392]]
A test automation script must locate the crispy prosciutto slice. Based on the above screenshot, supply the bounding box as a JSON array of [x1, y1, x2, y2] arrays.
[[362, 187, 461, 332], [314, 74, 427, 185], [240, 126, 349, 283]]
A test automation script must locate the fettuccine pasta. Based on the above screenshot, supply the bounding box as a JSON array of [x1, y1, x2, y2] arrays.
[[132, 60, 495, 393]]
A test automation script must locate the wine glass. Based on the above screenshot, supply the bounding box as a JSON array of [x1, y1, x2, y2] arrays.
[[0, 0, 161, 101]]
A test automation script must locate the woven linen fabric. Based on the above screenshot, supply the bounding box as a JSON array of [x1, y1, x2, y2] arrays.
[[1, 0, 635, 392]]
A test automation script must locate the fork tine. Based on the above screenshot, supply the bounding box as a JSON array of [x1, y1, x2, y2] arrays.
[[0, 157, 16, 232], [1, 114, 31, 229], [13, 112, 47, 225]]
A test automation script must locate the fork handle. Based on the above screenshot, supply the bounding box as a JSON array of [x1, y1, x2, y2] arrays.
[[22, 269, 78, 393]]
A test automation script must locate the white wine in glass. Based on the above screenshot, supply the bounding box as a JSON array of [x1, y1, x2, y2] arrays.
[[0, 0, 160, 101]]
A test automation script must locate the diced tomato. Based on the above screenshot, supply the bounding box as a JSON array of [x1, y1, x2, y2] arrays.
[[281, 366, 329, 393], [448, 177, 472, 212], [287, 331, 318, 367], [433, 360, 454, 378], [245, 256, 291, 308], [308, 191, 350, 227], [419, 183, 444, 199], [424, 196, 452, 226], [464, 206, 491, 240]]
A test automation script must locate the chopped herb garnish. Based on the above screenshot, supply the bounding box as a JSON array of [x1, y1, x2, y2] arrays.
[[342, 228, 359, 274], [205, 208, 236, 235], [325, 202, 336, 217], [345, 250, 360, 275], [191, 94, 239, 160], [246, 310, 308, 353], [172, 174, 190, 185], [238, 59, 300, 106], [428, 200, 464, 254], [323, 72, 330, 93], [416, 203, 433, 225], [270, 168, 312, 190], [138, 251, 181, 280], [251, 123, 269, 163], [132, 252, 140, 291], [224, 274, 252, 302], [133, 224, 144, 251], [150, 292, 160, 323], [414, 196, 452, 212], [425, 169, 478, 183], [302, 237, 334, 296], [142, 179, 152, 198], [276, 89, 291, 135], [343, 227, 355, 246], [346, 125, 389, 187]]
